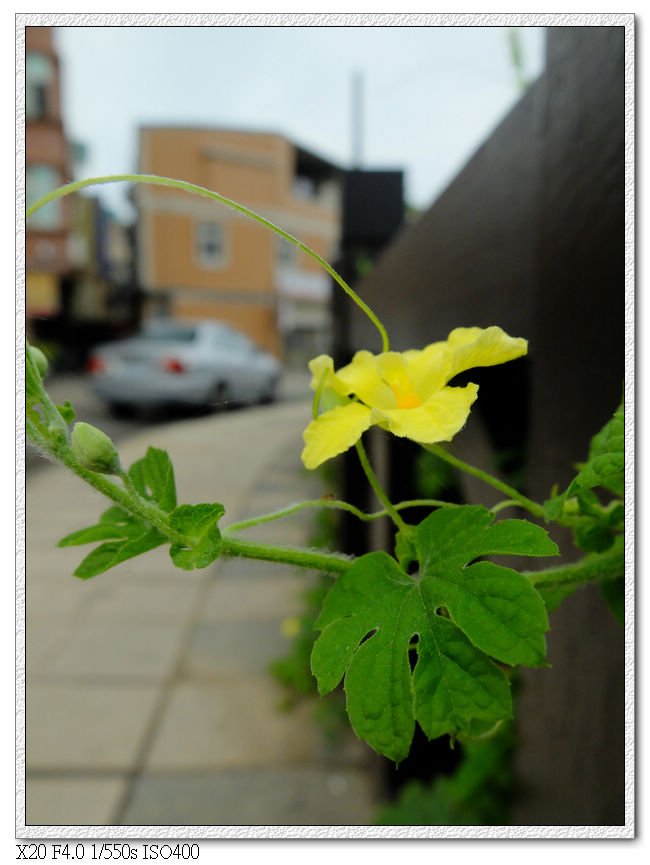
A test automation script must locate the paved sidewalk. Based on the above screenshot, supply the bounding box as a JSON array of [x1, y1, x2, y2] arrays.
[[23, 400, 377, 828]]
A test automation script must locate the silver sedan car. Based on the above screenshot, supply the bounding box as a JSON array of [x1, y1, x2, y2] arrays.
[[87, 319, 282, 417]]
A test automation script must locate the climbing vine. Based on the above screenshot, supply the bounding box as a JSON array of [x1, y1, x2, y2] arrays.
[[25, 175, 625, 765]]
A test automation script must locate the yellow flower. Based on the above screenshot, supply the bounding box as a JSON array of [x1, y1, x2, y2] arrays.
[[301, 326, 528, 470]]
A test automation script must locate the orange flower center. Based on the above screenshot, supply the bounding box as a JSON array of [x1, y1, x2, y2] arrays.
[[394, 390, 422, 410]]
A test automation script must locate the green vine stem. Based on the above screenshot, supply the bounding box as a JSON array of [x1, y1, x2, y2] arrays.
[[28, 369, 623, 587], [220, 535, 352, 574], [55, 448, 188, 546], [225, 496, 456, 533], [26, 180, 623, 594], [426, 443, 546, 520], [219, 533, 623, 587], [26, 174, 389, 353], [355, 439, 408, 531], [525, 545, 624, 590], [490, 499, 522, 515], [26, 348, 72, 441]]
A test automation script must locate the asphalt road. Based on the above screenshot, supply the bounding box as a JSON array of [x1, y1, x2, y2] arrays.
[[25, 368, 311, 475]]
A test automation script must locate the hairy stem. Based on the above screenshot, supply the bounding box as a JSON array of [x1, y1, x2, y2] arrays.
[[63, 455, 188, 545], [225, 496, 455, 533], [525, 546, 625, 589], [427, 444, 546, 519], [221, 535, 352, 574], [355, 439, 408, 531], [490, 499, 523, 515]]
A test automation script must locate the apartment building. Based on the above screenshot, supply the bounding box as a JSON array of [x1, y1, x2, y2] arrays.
[[25, 26, 72, 325], [135, 127, 343, 359]]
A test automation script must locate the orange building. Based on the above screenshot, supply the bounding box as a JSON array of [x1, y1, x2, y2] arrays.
[[25, 26, 72, 323], [135, 127, 342, 359]]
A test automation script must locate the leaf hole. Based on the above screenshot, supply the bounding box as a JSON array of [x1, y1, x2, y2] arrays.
[[408, 634, 419, 671]]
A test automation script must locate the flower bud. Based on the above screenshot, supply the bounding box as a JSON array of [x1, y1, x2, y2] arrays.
[[71, 422, 121, 475], [29, 346, 48, 378]]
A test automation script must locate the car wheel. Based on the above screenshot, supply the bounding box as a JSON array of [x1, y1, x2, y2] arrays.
[[107, 401, 137, 420], [207, 381, 230, 412], [259, 376, 278, 405]]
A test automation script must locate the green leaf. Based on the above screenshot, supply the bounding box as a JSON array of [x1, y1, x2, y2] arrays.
[[169, 502, 225, 570], [562, 490, 624, 554], [74, 527, 165, 579], [544, 399, 624, 522], [600, 577, 625, 624], [412, 615, 513, 741], [416, 507, 555, 666], [59, 522, 132, 547], [129, 446, 177, 512], [543, 494, 566, 522], [535, 581, 581, 613], [394, 525, 417, 571], [569, 401, 624, 497], [26, 404, 42, 425], [311, 505, 556, 762], [59, 506, 144, 547], [312, 550, 512, 763], [573, 518, 618, 554], [99, 506, 135, 525], [56, 401, 75, 424], [57, 449, 177, 577]]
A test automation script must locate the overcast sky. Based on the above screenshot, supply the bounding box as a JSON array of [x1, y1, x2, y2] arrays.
[[54, 24, 546, 219]]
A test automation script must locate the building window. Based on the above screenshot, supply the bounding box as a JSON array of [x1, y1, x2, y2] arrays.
[[26, 164, 61, 229], [292, 176, 316, 200], [195, 221, 226, 268], [26, 52, 54, 120], [276, 236, 297, 269]]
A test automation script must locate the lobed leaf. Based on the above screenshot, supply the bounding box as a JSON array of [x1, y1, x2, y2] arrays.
[[169, 502, 225, 570], [128, 446, 177, 512], [416, 506, 554, 666], [413, 616, 512, 743], [312, 506, 555, 762]]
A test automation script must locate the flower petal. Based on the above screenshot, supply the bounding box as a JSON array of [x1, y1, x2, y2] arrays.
[[446, 327, 528, 381], [308, 354, 352, 413], [308, 355, 351, 397], [308, 354, 335, 388], [372, 383, 479, 443], [403, 341, 452, 398], [301, 402, 373, 469], [375, 352, 412, 400], [336, 350, 395, 409]]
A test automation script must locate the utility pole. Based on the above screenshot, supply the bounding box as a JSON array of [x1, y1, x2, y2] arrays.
[[508, 28, 530, 93], [351, 69, 364, 168]]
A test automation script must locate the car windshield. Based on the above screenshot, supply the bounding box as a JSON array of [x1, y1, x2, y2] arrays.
[[142, 322, 198, 343]]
